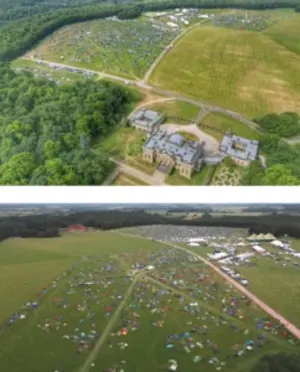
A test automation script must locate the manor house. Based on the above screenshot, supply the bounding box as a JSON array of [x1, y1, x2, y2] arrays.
[[130, 109, 165, 135], [143, 130, 203, 179], [220, 133, 259, 166]]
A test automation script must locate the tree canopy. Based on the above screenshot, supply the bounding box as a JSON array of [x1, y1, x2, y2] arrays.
[[242, 133, 300, 185], [251, 353, 300, 372], [255, 112, 300, 138], [0, 63, 135, 185]]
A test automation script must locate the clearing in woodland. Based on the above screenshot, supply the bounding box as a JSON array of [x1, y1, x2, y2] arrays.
[[150, 25, 300, 118]]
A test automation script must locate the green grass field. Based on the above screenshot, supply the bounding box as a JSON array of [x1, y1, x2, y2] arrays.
[[146, 99, 200, 124], [201, 113, 261, 141], [166, 165, 213, 186], [0, 232, 163, 324], [263, 14, 300, 55], [1, 232, 299, 372], [150, 24, 300, 118], [238, 257, 300, 328], [96, 127, 145, 160], [28, 18, 179, 79]]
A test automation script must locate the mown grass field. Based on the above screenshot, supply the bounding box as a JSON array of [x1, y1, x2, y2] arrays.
[[238, 257, 300, 328], [166, 165, 215, 186], [0, 232, 164, 324], [146, 99, 200, 124], [28, 18, 179, 79], [263, 14, 300, 55], [1, 232, 299, 372], [150, 24, 300, 118], [201, 113, 261, 141]]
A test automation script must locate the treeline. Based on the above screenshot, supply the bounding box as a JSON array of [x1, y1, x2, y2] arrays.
[[1, 210, 300, 242], [241, 136, 300, 185], [0, 63, 137, 185], [1, 0, 300, 61], [241, 111, 300, 185]]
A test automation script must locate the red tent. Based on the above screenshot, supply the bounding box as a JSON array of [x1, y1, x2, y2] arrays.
[[67, 224, 87, 232]]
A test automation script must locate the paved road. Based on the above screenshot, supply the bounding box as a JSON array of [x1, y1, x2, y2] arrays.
[[114, 231, 300, 340], [109, 158, 167, 186], [160, 123, 219, 155]]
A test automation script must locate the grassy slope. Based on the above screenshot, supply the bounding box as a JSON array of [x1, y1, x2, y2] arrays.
[[146, 99, 200, 123], [1, 232, 298, 372], [238, 257, 300, 328], [263, 14, 300, 55], [150, 25, 300, 118], [202, 113, 261, 141], [0, 232, 164, 324]]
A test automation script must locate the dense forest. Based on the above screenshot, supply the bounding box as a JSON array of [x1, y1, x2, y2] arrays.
[[1, 0, 300, 61], [0, 63, 137, 185], [1, 209, 300, 241]]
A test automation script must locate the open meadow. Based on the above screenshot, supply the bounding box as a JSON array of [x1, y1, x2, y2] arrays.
[[0, 231, 299, 372], [150, 20, 300, 118], [201, 113, 261, 141], [28, 18, 179, 79]]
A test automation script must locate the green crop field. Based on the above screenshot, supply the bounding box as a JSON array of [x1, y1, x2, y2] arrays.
[[201, 113, 261, 141], [1, 232, 298, 372], [28, 18, 179, 79], [150, 24, 300, 118]]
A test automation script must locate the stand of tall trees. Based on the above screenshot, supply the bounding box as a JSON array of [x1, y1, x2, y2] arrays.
[[0, 63, 137, 185]]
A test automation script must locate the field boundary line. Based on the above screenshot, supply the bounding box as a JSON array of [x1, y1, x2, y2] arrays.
[[143, 19, 208, 84]]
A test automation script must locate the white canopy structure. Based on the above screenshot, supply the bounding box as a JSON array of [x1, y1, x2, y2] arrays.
[[188, 242, 200, 247], [207, 252, 228, 261], [252, 245, 266, 254], [247, 233, 275, 241], [271, 240, 285, 248]]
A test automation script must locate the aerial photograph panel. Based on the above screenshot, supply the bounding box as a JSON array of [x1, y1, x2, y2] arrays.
[[0, 202, 300, 371], [0, 1, 300, 185]]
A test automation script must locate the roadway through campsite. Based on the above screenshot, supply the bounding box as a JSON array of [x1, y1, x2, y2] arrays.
[[1, 231, 299, 372], [77, 271, 144, 372], [113, 231, 300, 340]]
